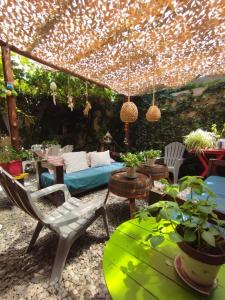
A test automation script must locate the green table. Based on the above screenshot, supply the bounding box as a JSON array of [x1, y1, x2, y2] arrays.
[[103, 218, 225, 300]]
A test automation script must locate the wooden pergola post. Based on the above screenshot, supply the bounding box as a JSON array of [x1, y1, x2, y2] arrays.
[[1, 46, 20, 149]]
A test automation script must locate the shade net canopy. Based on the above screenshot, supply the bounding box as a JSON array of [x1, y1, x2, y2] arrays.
[[0, 0, 224, 95]]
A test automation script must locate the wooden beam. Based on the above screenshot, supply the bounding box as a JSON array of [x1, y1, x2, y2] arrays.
[[1, 46, 20, 149], [0, 40, 112, 91]]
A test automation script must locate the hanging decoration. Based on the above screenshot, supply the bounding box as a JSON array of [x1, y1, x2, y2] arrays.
[[1, 82, 18, 98], [67, 76, 74, 111], [83, 81, 92, 117], [67, 96, 74, 111], [50, 81, 57, 105], [120, 29, 138, 123], [146, 55, 161, 122]]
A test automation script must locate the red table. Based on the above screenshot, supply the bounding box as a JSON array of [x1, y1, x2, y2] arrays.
[[190, 149, 225, 177]]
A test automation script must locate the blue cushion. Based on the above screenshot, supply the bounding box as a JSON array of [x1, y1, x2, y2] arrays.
[[185, 176, 225, 213], [41, 162, 124, 193]]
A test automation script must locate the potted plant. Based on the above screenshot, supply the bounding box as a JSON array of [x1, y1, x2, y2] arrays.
[[120, 152, 142, 178], [211, 123, 225, 149], [184, 129, 216, 154], [0, 146, 30, 176], [143, 149, 161, 166], [137, 176, 225, 293]]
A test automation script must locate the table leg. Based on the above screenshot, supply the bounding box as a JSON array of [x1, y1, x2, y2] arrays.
[[104, 190, 110, 205], [129, 198, 136, 219], [197, 154, 209, 177]]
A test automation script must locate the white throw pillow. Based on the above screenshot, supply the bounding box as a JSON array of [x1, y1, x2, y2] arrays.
[[90, 150, 111, 167], [62, 152, 89, 173], [86, 151, 97, 166]]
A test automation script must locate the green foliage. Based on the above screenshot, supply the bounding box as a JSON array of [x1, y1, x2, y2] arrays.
[[137, 176, 225, 253], [120, 152, 142, 168], [184, 129, 216, 153], [143, 149, 161, 159], [0, 146, 31, 163], [211, 123, 225, 139], [42, 139, 59, 147]]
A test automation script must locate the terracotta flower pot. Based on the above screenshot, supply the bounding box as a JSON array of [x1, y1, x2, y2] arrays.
[[0, 160, 22, 176], [177, 241, 225, 287]]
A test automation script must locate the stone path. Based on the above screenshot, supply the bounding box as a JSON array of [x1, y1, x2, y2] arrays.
[[0, 175, 149, 300]]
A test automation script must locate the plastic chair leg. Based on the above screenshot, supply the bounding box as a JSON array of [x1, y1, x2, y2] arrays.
[[50, 236, 71, 283], [27, 221, 44, 253]]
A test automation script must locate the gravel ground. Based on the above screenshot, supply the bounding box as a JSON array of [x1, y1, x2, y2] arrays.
[[0, 175, 152, 300]]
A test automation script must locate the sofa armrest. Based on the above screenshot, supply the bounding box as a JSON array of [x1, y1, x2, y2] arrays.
[[208, 159, 225, 176], [37, 160, 64, 188]]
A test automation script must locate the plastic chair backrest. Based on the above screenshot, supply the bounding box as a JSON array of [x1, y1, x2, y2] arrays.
[[164, 142, 185, 167], [0, 168, 41, 221]]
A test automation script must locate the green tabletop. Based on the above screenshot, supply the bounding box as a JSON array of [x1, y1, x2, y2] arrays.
[[103, 218, 225, 300]]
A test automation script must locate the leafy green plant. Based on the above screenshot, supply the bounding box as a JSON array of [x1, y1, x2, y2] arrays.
[[211, 123, 225, 140], [42, 139, 59, 148], [137, 176, 225, 253], [0, 146, 31, 163], [120, 152, 142, 168], [184, 129, 216, 153], [143, 149, 161, 159]]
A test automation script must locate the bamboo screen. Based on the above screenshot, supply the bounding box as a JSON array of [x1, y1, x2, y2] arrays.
[[0, 0, 224, 95]]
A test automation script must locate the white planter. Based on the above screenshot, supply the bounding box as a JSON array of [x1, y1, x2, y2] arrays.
[[179, 248, 221, 286]]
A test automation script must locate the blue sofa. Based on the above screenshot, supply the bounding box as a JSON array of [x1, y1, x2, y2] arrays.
[[38, 161, 124, 194]]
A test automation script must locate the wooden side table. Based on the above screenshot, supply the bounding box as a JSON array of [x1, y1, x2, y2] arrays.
[[104, 169, 151, 218], [138, 163, 169, 185]]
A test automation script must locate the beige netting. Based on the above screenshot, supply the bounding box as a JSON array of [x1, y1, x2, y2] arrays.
[[0, 0, 224, 95]]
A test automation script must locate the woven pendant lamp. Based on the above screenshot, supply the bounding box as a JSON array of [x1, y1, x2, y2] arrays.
[[120, 30, 138, 123], [146, 56, 161, 122]]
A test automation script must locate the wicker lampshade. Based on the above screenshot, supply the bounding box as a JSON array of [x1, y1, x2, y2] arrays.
[[146, 105, 161, 122], [120, 101, 138, 123]]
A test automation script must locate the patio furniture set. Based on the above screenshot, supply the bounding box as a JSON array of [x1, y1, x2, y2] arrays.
[[1, 145, 225, 299]]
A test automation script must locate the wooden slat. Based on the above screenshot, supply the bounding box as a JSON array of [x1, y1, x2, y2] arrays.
[[103, 218, 225, 300]]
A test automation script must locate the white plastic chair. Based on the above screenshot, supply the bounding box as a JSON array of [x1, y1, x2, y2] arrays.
[[164, 142, 185, 183], [0, 168, 109, 283]]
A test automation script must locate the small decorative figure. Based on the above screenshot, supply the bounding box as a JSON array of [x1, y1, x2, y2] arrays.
[[50, 81, 57, 105], [67, 95, 74, 111], [83, 100, 92, 117]]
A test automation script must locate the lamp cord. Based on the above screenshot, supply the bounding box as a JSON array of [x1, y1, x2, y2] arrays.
[[152, 55, 156, 106], [127, 29, 131, 102]]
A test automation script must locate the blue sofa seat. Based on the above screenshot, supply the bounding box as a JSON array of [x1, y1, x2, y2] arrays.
[[41, 162, 124, 194], [185, 175, 225, 213]]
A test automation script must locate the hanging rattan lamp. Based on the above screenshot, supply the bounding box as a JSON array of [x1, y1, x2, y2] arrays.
[[146, 56, 161, 122], [120, 31, 138, 123]]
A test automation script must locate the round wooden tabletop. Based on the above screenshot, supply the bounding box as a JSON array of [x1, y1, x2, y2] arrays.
[[108, 169, 152, 199]]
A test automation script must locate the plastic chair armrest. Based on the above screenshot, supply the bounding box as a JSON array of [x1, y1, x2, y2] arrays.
[[31, 184, 70, 202]]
